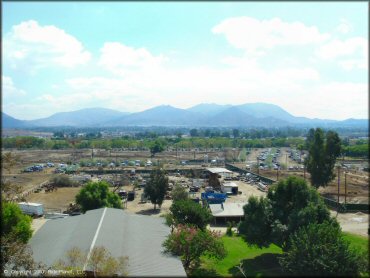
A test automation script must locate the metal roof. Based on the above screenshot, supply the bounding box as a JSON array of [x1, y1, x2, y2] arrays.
[[222, 182, 238, 188], [30, 208, 186, 277], [18, 202, 43, 206], [206, 167, 232, 174], [209, 202, 247, 217]]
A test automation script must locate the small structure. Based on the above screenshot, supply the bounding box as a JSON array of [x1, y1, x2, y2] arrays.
[[201, 192, 227, 204], [209, 202, 247, 224], [127, 191, 135, 201], [206, 167, 233, 190], [221, 182, 238, 195], [206, 167, 233, 179], [18, 202, 44, 216]]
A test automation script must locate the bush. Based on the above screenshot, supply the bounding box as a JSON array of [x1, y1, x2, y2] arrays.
[[226, 222, 234, 237], [51, 175, 77, 187], [163, 224, 226, 271], [2, 202, 32, 243]]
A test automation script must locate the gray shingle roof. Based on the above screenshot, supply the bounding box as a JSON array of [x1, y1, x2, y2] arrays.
[[30, 208, 186, 277]]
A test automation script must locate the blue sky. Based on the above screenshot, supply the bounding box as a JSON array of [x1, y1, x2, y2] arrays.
[[2, 2, 368, 120]]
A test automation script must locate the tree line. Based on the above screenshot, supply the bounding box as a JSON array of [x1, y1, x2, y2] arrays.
[[2, 136, 306, 150]]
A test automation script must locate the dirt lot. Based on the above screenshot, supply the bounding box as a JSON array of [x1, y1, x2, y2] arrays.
[[2, 168, 55, 193], [330, 211, 369, 237], [3, 148, 368, 237], [27, 187, 82, 212]]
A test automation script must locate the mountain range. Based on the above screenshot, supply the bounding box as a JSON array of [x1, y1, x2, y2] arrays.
[[2, 103, 368, 129]]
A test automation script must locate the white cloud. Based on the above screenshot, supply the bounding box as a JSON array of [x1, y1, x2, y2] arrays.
[[336, 19, 351, 34], [281, 82, 368, 120], [3, 20, 91, 72], [317, 37, 367, 59], [2, 75, 26, 98], [316, 37, 368, 70], [212, 16, 330, 54], [98, 42, 167, 76]]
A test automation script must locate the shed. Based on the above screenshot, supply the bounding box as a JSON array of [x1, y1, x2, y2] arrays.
[[209, 202, 247, 224], [206, 167, 233, 178], [221, 182, 238, 195]]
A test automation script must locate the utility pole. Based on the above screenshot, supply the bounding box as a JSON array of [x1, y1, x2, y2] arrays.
[[344, 171, 347, 204], [285, 154, 288, 170], [303, 164, 306, 180], [337, 166, 340, 210], [257, 157, 260, 175], [276, 168, 279, 181]]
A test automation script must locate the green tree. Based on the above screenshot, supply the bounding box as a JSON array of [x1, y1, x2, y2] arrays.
[[144, 168, 168, 209], [163, 224, 226, 271], [238, 196, 272, 248], [150, 139, 165, 157], [305, 128, 341, 188], [238, 176, 333, 250], [189, 129, 198, 137], [75, 181, 122, 213], [169, 199, 212, 230], [1, 201, 33, 243], [232, 129, 240, 138], [171, 183, 189, 202], [279, 221, 368, 276]]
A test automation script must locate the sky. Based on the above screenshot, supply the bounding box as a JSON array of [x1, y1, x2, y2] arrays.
[[2, 2, 368, 120]]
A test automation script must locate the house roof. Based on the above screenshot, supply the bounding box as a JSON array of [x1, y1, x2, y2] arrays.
[[206, 167, 232, 174], [30, 208, 186, 277], [209, 202, 247, 217]]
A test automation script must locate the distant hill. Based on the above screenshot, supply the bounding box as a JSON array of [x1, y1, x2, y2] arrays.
[[187, 103, 232, 116], [108, 105, 204, 126], [2, 112, 31, 128], [2, 103, 368, 129], [27, 108, 128, 127]]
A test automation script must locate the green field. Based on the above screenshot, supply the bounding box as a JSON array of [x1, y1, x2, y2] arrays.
[[194, 232, 369, 277], [195, 236, 283, 277], [343, 232, 369, 254]]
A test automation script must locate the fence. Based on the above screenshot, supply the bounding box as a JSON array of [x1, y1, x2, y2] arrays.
[[322, 197, 369, 213], [225, 163, 275, 185]]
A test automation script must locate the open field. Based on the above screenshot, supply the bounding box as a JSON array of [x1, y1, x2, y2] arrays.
[[197, 233, 369, 277], [198, 236, 283, 277], [27, 187, 82, 212]]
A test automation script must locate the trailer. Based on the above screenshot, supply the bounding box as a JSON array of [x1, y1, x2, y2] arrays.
[[221, 182, 238, 195], [18, 202, 44, 216]]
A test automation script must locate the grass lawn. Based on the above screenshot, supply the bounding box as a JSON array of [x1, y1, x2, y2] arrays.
[[343, 232, 369, 254], [195, 235, 283, 277], [194, 232, 368, 277]]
